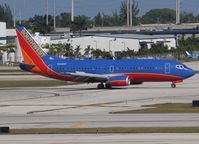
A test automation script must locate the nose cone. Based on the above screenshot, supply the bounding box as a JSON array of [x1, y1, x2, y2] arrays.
[[185, 68, 196, 79], [190, 69, 196, 77]]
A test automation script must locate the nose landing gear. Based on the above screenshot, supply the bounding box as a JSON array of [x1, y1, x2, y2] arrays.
[[171, 80, 183, 88], [171, 83, 176, 88]]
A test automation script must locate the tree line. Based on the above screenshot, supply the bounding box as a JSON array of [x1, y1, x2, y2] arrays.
[[1, 1, 199, 32]]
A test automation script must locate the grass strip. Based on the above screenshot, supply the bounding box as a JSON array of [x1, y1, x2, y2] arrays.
[[7, 127, 199, 134], [0, 70, 24, 72], [110, 103, 199, 114], [0, 80, 77, 87]]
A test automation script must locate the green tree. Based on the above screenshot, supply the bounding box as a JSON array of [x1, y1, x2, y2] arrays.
[[57, 12, 71, 27], [63, 44, 74, 58], [101, 50, 113, 59], [111, 10, 120, 26], [29, 15, 52, 34], [74, 45, 82, 58], [94, 12, 103, 26], [44, 44, 56, 56], [70, 15, 93, 34], [141, 9, 176, 24], [84, 45, 92, 57], [116, 48, 136, 59], [181, 12, 197, 23], [0, 4, 13, 28], [149, 44, 169, 54], [102, 14, 112, 26]]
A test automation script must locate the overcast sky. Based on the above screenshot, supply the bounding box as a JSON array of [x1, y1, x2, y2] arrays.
[[0, 0, 199, 20]]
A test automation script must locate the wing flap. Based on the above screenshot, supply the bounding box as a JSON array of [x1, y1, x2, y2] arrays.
[[66, 72, 108, 82]]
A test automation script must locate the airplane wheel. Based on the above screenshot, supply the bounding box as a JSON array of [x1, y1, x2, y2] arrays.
[[171, 83, 176, 88], [97, 83, 104, 89], [105, 84, 112, 89]]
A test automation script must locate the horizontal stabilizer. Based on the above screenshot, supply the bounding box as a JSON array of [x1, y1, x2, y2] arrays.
[[19, 63, 36, 72]]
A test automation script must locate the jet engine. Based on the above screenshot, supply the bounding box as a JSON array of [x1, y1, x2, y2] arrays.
[[109, 75, 130, 86]]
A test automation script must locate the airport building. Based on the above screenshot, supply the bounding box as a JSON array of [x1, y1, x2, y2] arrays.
[[0, 22, 6, 45], [67, 34, 176, 56], [0, 24, 177, 63]]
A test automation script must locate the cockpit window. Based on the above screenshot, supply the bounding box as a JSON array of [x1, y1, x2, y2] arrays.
[[176, 65, 184, 69]]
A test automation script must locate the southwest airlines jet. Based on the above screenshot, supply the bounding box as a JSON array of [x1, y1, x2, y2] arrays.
[[16, 27, 195, 89], [186, 51, 199, 59]]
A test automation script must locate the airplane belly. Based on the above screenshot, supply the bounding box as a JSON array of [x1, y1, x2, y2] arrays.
[[130, 73, 183, 82]]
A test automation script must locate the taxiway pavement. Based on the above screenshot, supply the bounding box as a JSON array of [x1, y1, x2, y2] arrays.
[[1, 134, 199, 144], [0, 74, 199, 129]]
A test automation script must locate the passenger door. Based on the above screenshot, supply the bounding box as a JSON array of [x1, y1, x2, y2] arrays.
[[165, 63, 170, 74]]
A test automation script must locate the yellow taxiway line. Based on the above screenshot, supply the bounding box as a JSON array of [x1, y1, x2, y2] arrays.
[[69, 121, 88, 128]]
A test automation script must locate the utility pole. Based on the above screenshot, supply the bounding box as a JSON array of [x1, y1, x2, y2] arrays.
[[176, 0, 180, 24], [130, 0, 132, 27], [24, 0, 26, 20], [126, 0, 129, 27], [13, 3, 16, 27], [54, 1, 56, 30], [19, 10, 22, 25], [71, 0, 74, 22], [46, 0, 48, 26]]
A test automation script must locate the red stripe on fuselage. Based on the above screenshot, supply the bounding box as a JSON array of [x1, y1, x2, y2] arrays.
[[123, 73, 183, 82], [110, 80, 127, 86]]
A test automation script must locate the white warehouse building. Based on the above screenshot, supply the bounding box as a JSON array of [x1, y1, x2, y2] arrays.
[[0, 22, 6, 45], [67, 34, 176, 56]]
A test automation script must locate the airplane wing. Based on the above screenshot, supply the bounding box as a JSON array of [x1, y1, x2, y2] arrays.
[[65, 71, 108, 83]]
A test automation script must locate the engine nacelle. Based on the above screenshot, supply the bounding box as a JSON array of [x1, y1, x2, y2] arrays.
[[109, 75, 130, 86]]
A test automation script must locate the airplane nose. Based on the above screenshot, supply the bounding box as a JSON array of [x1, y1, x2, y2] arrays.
[[191, 69, 196, 76], [188, 68, 196, 78]]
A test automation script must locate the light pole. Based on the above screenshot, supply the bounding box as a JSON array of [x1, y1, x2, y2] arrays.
[[71, 0, 74, 22], [93, 40, 97, 49], [121, 42, 126, 51], [109, 40, 113, 51]]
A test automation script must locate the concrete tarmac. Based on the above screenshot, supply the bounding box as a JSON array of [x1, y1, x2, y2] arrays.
[[1, 134, 199, 144], [0, 74, 199, 129]]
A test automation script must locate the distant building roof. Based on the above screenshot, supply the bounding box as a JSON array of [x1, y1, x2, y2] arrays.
[[93, 33, 175, 40], [6, 29, 16, 37]]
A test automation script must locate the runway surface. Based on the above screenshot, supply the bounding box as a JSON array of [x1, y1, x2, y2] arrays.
[[1, 133, 199, 144], [0, 62, 199, 144], [0, 73, 199, 129]]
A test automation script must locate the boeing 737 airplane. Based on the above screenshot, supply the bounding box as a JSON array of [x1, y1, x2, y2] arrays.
[[16, 27, 195, 89], [186, 51, 199, 59]]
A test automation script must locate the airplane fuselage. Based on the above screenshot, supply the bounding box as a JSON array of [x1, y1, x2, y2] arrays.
[[16, 26, 196, 89]]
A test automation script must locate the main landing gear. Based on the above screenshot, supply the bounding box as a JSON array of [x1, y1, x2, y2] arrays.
[[97, 83, 112, 89]]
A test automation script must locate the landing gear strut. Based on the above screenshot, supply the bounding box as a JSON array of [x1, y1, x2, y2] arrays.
[[105, 83, 112, 89], [97, 83, 112, 89], [171, 80, 182, 88]]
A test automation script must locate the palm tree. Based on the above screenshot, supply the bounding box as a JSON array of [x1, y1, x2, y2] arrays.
[[74, 45, 82, 58], [63, 44, 74, 58], [84, 45, 92, 58]]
